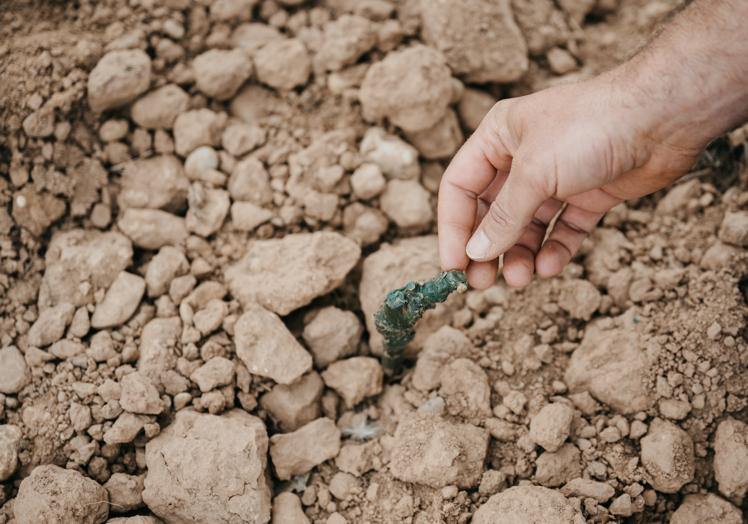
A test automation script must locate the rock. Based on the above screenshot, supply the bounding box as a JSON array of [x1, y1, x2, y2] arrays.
[[390, 414, 487, 488], [190, 357, 235, 392], [14, 464, 109, 524], [137, 317, 181, 385], [640, 418, 695, 493], [0, 346, 29, 394], [351, 163, 386, 200], [272, 493, 309, 524], [39, 230, 133, 309], [547, 47, 577, 74], [193, 299, 228, 335], [228, 156, 273, 205], [118, 209, 188, 249], [23, 107, 55, 137], [222, 123, 266, 157], [104, 473, 144, 513], [565, 322, 653, 414], [360, 236, 461, 355], [714, 417, 748, 503], [260, 372, 324, 432], [472, 485, 585, 524], [302, 306, 362, 368], [659, 398, 691, 420], [420, 0, 528, 83], [118, 156, 189, 212], [405, 109, 463, 160], [12, 187, 66, 236], [270, 418, 341, 480], [718, 210, 748, 247], [193, 49, 252, 100], [535, 444, 582, 487], [50, 339, 85, 359], [438, 358, 491, 419], [255, 39, 310, 90], [360, 127, 420, 180], [143, 409, 271, 524], [107, 517, 162, 524], [91, 271, 146, 328], [88, 49, 151, 112], [314, 15, 377, 72], [560, 478, 615, 503], [701, 241, 742, 270], [0, 425, 21, 481], [231, 202, 273, 231], [146, 246, 189, 297], [380, 179, 433, 229], [458, 88, 494, 131], [335, 441, 379, 477], [321, 357, 383, 408], [131, 84, 190, 129], [120, 372, 163, 415], [186, 185, 230, 237], [173, 109, 225, 157], [529, 403, 575, 452], [558, 279, 601, 320], [27, 302, 75, 347], [103, 413, 149, 445], [226, 232, 360, 315], [671, 493, 742, 524], [413, 326, 472, 391], [359, 45, 453, 133], [609, 494, 633, 517], [342, 203, 389, 246], [234, 304, 312, 384], [329, 472, 358, 500], [210, 0, 257, 21], [655, 179, 700, 214], [232, 23, 283, 53]]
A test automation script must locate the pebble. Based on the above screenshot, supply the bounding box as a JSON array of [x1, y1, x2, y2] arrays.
[[27, 302, 75, 347], [120, 372, 163, 415], [130, 84, 189, 129], [193, 49, 252, 100], [640, 418, 695, 493], [302, 306, 362, 368], [321, 357, 383, 408], [190, 357, 235, 392], [91, 271, 145, 329], [0, 346, 29, 394], [260, 372, 324, 432], [88, 49, 151, 112], [270, 418, 341, 480]]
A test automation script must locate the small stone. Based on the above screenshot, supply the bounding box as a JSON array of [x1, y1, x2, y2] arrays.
[[228, 156, 272, 205], [255, 38, 310, 90], [272, 492, 310, 524], [234, 304, 312, 384], [473, 485, 584, 524], [302, 306, 362, 368], [558, 279, 601, 320], [534, 444, 582, 487], [0, 425, 21, 481], [104, 473, 145, 513], [412, 326, 472, 391], [270, 418, 341, 480], [321, 357, 383, 408], [118, 156, 190, 213], [226, 232, 360, 315], [186, 185, 230, 237], [359, 127, 420, 180], [529, 403, 574, 452], [609, 493, 633, 517], [146, 246, 189, 297], [342, 203, 389, 246], [671, 493, 742, 524], [405, 109, 463, 160], [714, 417, 748, 503], [27, 302, 75, 347], [88, 49, 151, 112], [350, 163, 386, 199], [380, 179, 433, 229], [118, 208, 188, 250], [91, 271, 145, 329], [231, 202, 273, 231], [222, 123, 266, 157], [103, 413, 149, 444], [547, 47, 577, 74], [478, 470, 507, 495], [173, 109, 225, 157], [143, 409, 271, 523], [659, 399, 691, 420], [458, 88, 494, 131], [131, 84, 189, 129], [0, 346, 29, 394], [190, 357, 235, 392], [335, 441, 378, 477], [260, 372, 324, 432], [640, 418, 695, 494], [718, 210, 748, 247], [560, 478, 615, 503], [315, 15, 377, 72], [120, 371, 163, 415], [329, 472, 358, 500], [390, 414, 487, 488], [193, 49, 252, 100]]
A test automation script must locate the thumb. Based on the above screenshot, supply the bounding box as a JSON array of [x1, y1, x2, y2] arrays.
[[466, 158, 554, 262]]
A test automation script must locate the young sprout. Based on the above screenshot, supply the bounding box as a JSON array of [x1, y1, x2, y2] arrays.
[[375, 270, 467, 372]]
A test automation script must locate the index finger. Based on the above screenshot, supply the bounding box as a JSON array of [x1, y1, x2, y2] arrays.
[[437, 110, 513, 271]]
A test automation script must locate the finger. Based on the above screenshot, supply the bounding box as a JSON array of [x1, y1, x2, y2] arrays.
[[466, 195, 501, 289], [535, 203, 606, 278], [438, 105, 512, 271], [501, 199, 563, 287], [466, 156, 554, 263]]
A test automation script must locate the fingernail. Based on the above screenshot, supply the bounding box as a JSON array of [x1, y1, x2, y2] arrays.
[[466, 229, 492, 260]]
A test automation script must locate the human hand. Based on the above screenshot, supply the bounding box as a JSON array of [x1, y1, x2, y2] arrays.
[[438, 74, 703, 290]]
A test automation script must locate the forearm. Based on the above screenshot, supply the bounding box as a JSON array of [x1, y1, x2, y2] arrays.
[[612, 0, 748, 150]]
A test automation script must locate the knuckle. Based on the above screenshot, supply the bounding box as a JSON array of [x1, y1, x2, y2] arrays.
[[487, 200, 515, 231]]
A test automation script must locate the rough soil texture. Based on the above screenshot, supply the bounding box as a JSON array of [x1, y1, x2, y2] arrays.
[[1, 0, 748, 523]]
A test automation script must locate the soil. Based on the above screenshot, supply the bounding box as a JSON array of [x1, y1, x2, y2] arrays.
[[2, 0, 748, 523]]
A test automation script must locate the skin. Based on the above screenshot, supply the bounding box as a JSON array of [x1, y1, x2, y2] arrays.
[[438, 0, 748, 290]]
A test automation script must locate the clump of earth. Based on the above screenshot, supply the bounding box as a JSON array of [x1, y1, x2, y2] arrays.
[[1, 0, 748, 523]]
